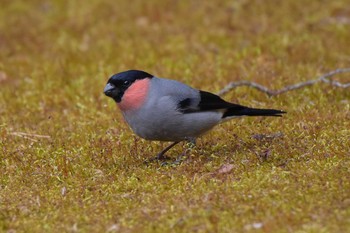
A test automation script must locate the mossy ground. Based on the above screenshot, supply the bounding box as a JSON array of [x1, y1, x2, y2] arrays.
[[1, 0, 350, 232]]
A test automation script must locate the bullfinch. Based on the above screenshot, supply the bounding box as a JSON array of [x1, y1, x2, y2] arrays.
[[104, 70, 285, 160]]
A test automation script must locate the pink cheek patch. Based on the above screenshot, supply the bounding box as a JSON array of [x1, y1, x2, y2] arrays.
[[118, 78, 150, 111]]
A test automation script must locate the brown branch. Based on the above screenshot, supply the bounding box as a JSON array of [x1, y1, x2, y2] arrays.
[[217, 68, 350, 97]]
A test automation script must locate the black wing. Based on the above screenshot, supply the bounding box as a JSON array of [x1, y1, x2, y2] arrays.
[[178, 90, 286, 118], [197, 91, 244, 111], [177, 90, 245, 113]]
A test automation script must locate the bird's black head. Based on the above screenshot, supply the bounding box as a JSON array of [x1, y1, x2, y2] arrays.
[[104, 70, 153, 102]]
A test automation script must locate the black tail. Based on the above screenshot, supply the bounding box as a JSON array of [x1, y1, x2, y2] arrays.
[[223, 106, 286, 118]]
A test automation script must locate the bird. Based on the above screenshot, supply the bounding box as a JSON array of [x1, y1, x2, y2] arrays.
[[104, 70, 286, 161]]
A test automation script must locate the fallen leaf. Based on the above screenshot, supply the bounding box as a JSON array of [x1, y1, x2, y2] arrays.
[[217, 164, 234, 174], [0, 71, 7, 83]]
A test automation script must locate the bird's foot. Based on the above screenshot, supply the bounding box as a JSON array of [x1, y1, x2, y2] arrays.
[[144, 141, 181, 164], [144, 141, 194, 165], [144, 153, 171, 164], [160, 149, 190, 166]]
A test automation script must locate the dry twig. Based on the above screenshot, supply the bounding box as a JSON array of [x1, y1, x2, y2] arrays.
[[217, 68, 350, 96]]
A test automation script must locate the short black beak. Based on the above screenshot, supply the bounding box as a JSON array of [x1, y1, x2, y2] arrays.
[[104, 83, 117, 97]]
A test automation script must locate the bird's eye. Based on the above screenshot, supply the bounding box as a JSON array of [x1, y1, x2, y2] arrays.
[[123, 80, 130, 86]]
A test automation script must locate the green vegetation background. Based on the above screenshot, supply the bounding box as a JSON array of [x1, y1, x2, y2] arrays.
[[1, 0, 349, 232]]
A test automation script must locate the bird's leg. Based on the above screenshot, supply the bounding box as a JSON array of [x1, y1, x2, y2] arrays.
[[156, 141, 181, 160], [161, 138, 196, 166], [186, 137, 196, 147], [175, 138, 196, 161], [144, 141, 181, 164]]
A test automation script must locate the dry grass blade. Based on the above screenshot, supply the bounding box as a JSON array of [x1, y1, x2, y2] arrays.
[[8, 131, 51, 141]]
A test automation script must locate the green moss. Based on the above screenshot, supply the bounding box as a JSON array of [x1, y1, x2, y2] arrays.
[[1, 0, 350, 232]]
